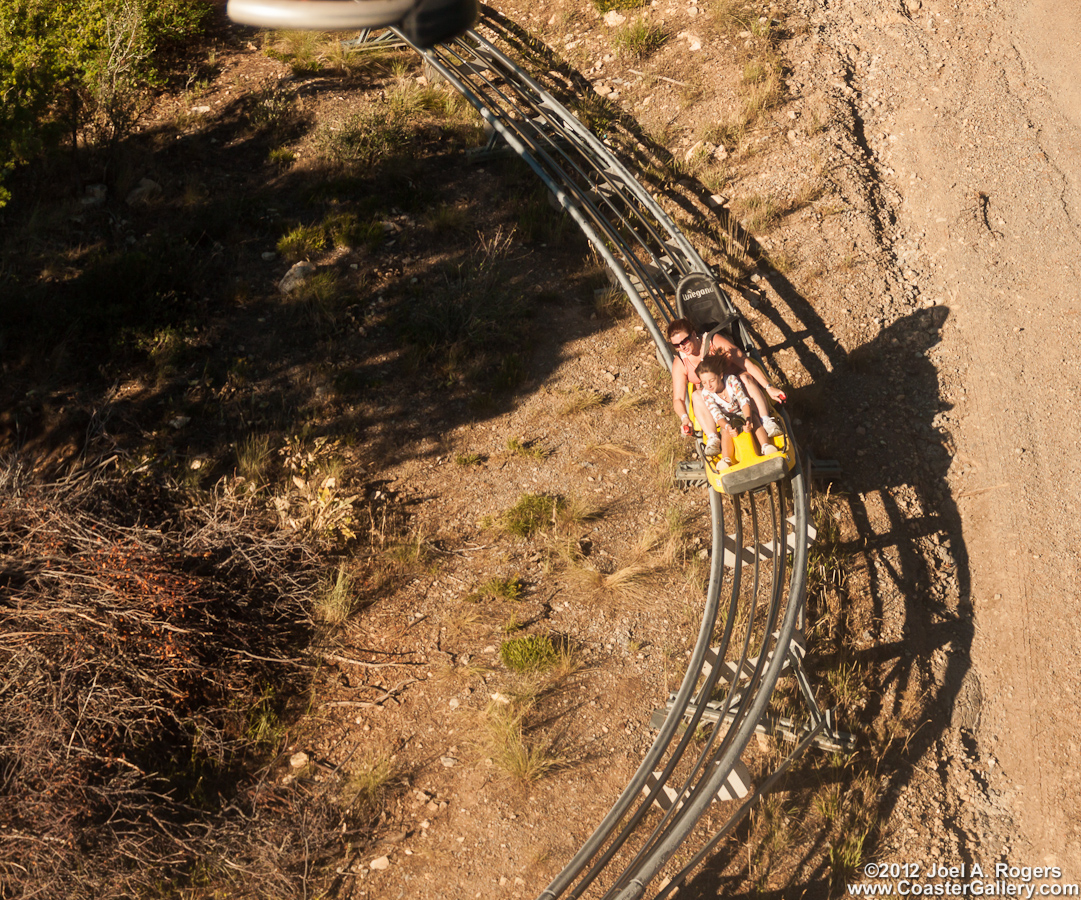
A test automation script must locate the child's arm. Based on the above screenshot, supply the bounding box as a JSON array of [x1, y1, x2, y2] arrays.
[[741, 403, 754, 432]]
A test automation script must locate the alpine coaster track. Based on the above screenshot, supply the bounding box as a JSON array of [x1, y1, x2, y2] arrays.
[[372, 9, 852, 897]]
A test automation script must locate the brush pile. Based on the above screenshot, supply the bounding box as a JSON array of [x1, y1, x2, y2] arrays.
[[0, 459, 354, 898]]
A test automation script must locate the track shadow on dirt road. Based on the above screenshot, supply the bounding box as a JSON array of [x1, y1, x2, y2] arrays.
[[680, 304, 977, 897]]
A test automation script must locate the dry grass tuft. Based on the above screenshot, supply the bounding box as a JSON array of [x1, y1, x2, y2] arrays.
[[584, 442, 641, 463], [483, 700, 570, 784], [650, 428, 685, 492], [560, 387, 607, 415], [569, 562, 661, 604], [609, 390, 651, 415], [315, 565, 356, 625], [636, 506, 693, 565]]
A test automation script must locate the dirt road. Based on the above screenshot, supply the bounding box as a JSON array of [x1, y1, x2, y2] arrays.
[[805, 0, 1081, 872]]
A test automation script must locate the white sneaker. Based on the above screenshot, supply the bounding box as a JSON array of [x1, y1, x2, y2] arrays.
[[761, 444, 779, 455], [762, 416, 783, 438], [703, 436, 722, 456]]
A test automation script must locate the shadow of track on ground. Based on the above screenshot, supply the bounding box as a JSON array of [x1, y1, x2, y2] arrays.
[[677, 306, 973, 897]]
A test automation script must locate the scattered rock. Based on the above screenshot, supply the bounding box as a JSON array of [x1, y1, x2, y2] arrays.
[[279, 261, 317, 294], [603, 10, 626, 26], [289, 751, 309, 768], [81, 184, 108, 206], [440, 756, 457, 767], [169, 416, 190, 430], [369, 855, 390, 871], [261, 251, 278, 261], [191, 105, 211, 114], [125, 178, 162, 206], [678, 31, 703, 51]]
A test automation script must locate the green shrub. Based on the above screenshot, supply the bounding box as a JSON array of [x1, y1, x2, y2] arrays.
[[277, 224, 327, 260], [323, 211, 383, 250], [268, 146, 296, 166], [593, 0, 646, 10], [316, 108, 411, 166], [501, 494, 563, 538], [247, 81, 300, 135], [500, 634, 559, 673], [467, 575, 523, 603], [0, 0, 213, 206], [614, 18, 669, 58], [506, 437, 548, 460]]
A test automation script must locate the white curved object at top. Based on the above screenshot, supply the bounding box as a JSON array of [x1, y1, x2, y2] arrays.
[[226, 0, 416, 30]]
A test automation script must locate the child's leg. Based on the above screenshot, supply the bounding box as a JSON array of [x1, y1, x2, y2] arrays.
[[753, 423, 778, 454], [721, 426, 735, 462], [739, 373, 782, 436], [739, 373, 771, 420]]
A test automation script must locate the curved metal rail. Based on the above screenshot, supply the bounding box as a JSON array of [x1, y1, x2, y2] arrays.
[[384, 14, 820, 898]]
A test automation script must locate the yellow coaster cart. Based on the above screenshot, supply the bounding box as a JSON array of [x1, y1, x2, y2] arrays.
[[675, 272, 796, 495]]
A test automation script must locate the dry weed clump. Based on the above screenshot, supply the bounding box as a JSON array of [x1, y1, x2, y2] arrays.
[[0, 459, 372, 898]]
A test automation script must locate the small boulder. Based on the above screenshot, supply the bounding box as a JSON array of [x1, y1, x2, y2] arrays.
[[684, 140, 704, 162], [681, 31, 703, 51], [126, 178, 162, 206], [81, 184, 107, 207], [279, 261, 317, 294], [370, 856, 390, 871], [603, 10, 626, 25]]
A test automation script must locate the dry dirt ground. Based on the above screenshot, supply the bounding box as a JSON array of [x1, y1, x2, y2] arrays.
[[788, 0, 1081, 877], [4, 0, 1080, 895], [303, 0, 1081, 891], [356, 0, 1081, 891]]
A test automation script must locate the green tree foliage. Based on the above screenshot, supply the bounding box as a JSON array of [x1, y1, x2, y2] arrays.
[[0, 0, 212, 206]]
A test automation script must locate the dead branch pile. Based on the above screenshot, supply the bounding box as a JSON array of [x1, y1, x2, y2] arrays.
[[0, 459, 364, 899]]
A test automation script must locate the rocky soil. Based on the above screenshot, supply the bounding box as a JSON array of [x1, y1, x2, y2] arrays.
[[258, 0, 1081, 892], [4, 0, 1079, 894]]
